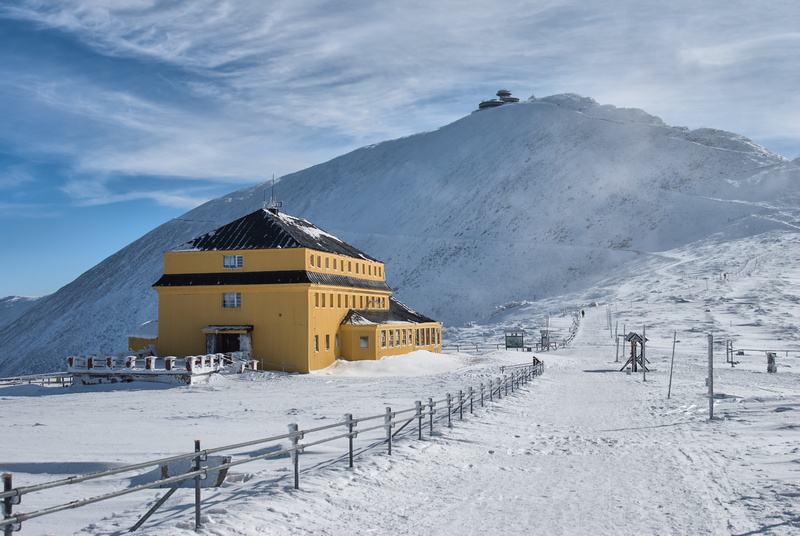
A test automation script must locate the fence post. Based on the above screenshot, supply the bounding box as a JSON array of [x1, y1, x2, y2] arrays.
[[489, 380, 493, 402], [385, 407, 393, 455], [469, 386, 474, 413], [458, 390, 463, 420], [4, 473, 21, 535], [510, 372, 515, 393], [446, 393, 452, 427], [480, 383, 484, 407], [194, 440, 202, 531], [428, 397, 435, 435], [344, 413, 355, 468], [415, 401, 423, 440], [504, 374, 509, 396], [289, 423, 300, 489]]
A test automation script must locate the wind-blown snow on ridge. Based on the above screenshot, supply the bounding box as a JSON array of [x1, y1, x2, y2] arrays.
[[1, 93, 798, 376]]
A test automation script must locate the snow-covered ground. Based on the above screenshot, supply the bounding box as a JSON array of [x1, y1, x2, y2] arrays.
[[2, 230, 799, 535]]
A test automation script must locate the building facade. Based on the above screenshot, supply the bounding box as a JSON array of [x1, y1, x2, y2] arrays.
[[151, 208, 441, 372]]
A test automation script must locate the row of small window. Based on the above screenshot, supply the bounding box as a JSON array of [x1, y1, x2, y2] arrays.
[[309, 254, 382, 278], [380, 327, 440, 348], [313, 327, 440, 353], [314, 292, 386, 310], [223, 255, 243, 269], [314, 334, 340, 352]]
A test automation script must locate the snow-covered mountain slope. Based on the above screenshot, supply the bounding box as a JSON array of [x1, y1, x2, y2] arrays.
[[1, 93, 798, 376], [0, 296, 41, 331]]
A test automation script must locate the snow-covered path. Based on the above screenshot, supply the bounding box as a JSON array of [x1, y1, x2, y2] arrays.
[[2, 306, 799, 535], [129, 306, 796, 535]]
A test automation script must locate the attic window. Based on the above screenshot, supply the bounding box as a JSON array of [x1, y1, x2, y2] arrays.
[[223, 255, 243, 269]]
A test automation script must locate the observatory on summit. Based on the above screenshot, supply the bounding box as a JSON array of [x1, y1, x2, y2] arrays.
[[478, 89, 520, 110]]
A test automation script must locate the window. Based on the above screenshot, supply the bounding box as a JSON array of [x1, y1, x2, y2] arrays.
[[314, 335, 319, 352], [315, 293, 319, 307], [325, 334, 330, 351], [381, 330, 387, 348], [223, 292, 241, 308], [317, 255, 321, 268], [325, 257, 329, 269], [359, 336, 369, 348], [335, 334, 340, 349], [389, 330, 394, 347], [402, 329, 407, 346], [348, 261, 352, 273], [415, 329, 420, 346], [321, 293, 326, 308], [223, 255, 243, 269], [396, 330, 400, 346], [359, 296, 364, 308], [368, 265, 372, 276], [337, 294, 342, 308], [426, 328, 431, 346], [310, 254, 314, 267], [345, 295, 349, 308], [437, 328, 441, 345], [356, 263, 359, 274], [330, 293, 333, 307], [378, 266, 382, 278]]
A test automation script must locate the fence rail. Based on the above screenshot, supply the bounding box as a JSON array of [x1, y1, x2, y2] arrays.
[[0, 373, 72, 388], [1, 359, 544, 534]]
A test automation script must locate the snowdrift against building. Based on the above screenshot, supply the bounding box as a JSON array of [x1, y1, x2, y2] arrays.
[[1, 93, 798, 376]]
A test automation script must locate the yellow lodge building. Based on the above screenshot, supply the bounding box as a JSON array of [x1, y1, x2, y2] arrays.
[[150, 207, 441, 372]]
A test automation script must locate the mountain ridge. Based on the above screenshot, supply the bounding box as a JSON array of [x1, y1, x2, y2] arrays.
[[1, 93, 797, 376]]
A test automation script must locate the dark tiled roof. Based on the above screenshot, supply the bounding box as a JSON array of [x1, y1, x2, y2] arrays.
[[153, 270, 392, 292], [175, 208, 378, 261], [341, 297, 437, 325]]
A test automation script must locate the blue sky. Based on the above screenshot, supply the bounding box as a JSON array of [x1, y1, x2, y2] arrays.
[[1, 0, 798, 298]]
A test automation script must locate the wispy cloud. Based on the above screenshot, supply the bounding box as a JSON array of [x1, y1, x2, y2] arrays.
[[0, 0, 798, 212]]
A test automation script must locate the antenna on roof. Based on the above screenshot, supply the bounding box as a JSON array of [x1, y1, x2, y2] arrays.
[[266, 174, 282, 214]]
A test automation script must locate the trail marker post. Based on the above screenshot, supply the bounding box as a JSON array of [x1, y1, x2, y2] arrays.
[[707, 334, 714, 420]]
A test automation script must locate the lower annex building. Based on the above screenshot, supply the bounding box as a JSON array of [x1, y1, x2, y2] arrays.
[[145, 207, 441, 373]]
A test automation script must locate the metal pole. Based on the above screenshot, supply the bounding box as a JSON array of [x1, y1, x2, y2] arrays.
[[344, 413, 354, 468], [446, 394, 452, 428], [642, 325, 646, 382], [385, 407, 392, 455], [480, 383, 484, 407], [415, 401, 423, 440], [708, 334, 714, 420], [288, 423, 300, 489], [194, 440, 202, 531], [668, 331, 676, 399], [428, 398, 434, 435], [615, 321, 620, 362], [458, 391, 463, 420]]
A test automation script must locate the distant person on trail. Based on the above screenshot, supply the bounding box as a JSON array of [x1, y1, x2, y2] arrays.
[[581, 310, 585, 318]]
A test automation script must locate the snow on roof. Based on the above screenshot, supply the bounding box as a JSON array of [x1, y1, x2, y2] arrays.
[[173, 208, 378, 261], [341, 297, 436, 326]]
